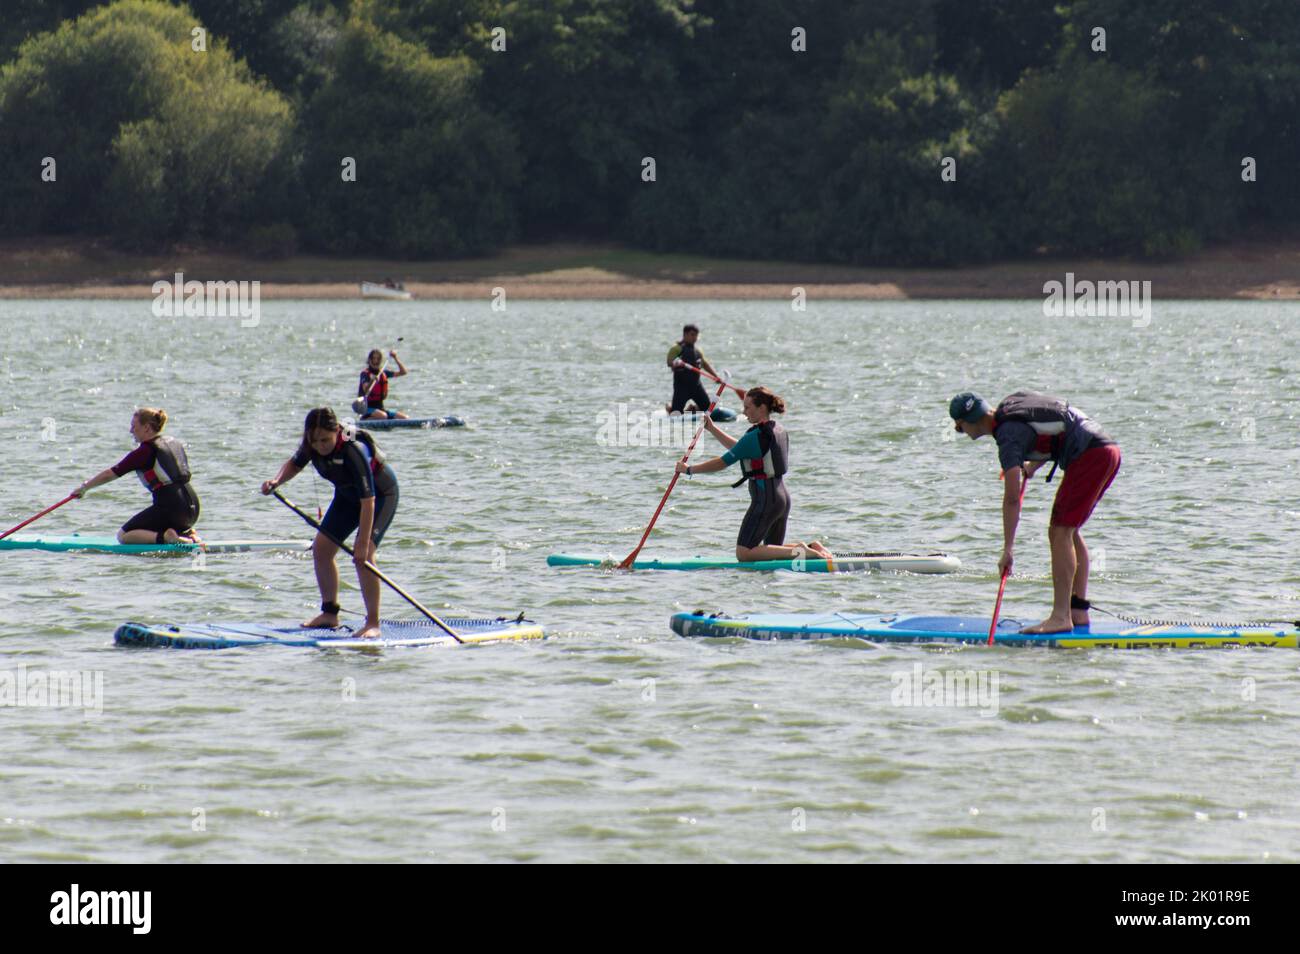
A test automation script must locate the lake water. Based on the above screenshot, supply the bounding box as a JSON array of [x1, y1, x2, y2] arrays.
[[1, 298, 1298, 862]]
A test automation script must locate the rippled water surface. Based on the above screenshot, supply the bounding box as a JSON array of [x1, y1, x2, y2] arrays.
[[1, 299, 1298, 862]]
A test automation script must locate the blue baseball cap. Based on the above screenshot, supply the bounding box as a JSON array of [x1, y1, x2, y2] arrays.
[[949, 392, 991, 423]]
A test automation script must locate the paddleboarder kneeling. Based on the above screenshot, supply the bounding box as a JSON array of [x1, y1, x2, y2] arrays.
[[356, 348, 408, 420], [261, 407, 398, 639], [675, 386, 833, 563], [949, 391, 1121, 634], [71, 407, 201, 545]]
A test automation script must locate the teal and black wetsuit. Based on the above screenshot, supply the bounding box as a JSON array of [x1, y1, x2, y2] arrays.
[[721, 420, 790, 548]]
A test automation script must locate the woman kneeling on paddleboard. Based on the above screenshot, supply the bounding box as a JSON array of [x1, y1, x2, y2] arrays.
[[675, 386, 832, 562], [261, 407, 398, 639], [71, 407, 201, 545], [356, 348, 408, 420]]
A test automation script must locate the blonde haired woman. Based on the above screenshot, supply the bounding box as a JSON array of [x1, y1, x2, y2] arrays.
[[72, 407, 201, 544]]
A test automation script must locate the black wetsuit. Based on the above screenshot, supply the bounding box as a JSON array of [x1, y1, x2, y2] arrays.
[[291, 429, 398, 546], [669, 340, 712, 413], [113, 436, 201, 536]]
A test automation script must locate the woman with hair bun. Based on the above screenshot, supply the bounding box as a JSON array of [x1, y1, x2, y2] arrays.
[[71, 407, 201, 544], [674, 386, 831, 562]]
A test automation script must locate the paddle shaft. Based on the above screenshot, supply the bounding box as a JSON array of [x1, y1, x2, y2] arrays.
[[677, 361, 745, 397], [620, 377, 729, 569], [988, 470, 1030, 645], [0, 494, 76, 541], [271, 490, 463, 643]]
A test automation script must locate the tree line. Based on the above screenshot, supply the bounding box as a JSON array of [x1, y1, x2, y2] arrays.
[[1, 0, 1296, 264]]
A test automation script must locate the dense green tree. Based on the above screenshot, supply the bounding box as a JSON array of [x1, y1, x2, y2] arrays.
[[0, 1, 102, 65], [0, 0, 295, 244], [933, 0, 1062, 91], [2, 0, 1298, 262], [298, 17, 520, 255]]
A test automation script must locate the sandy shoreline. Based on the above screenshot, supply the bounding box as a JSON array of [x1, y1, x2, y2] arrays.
[[0, 239, 1296, 300]]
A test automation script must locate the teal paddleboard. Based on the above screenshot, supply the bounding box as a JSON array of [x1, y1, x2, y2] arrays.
[[0, 534, 307, 554], [548, 552, 960, 574]]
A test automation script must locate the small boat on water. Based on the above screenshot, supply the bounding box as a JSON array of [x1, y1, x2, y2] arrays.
[[360, 281, 412, 301]]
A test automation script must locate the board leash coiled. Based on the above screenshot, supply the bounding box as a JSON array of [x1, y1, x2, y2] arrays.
[[1091, 603, 1300, 631]]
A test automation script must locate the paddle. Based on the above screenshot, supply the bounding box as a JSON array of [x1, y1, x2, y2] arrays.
[[271, 489, 463, 643], [988, 469, 1029, 645], [620, 376, 730, 569], [352, 338, 404, 415], [676, 362, 746, 398], [0, 494, 76, 541]]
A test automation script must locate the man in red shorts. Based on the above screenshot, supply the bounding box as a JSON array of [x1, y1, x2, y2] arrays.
[[949, 391, 1122, 634]]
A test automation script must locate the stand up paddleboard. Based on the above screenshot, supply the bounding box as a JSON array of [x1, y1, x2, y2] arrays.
[[0, 534, 307, 555], [355, 415, 465, 430], [549, 552, 960, 574], [670, 611, 1300, 649], [115, 616, 544, 650]]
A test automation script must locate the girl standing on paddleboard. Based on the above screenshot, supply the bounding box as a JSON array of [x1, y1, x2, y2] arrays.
[[71, 407, 201, 545], [261, 407, 398, 639], [357, 348, 408, 420], [675, 386, 833, 562]]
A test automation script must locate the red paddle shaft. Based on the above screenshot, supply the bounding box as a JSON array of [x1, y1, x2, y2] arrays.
[[0, 494, 76, 541], [678, 362, 745, 397], [988, 471, 1029, 645], [619, 378, 729, 569]]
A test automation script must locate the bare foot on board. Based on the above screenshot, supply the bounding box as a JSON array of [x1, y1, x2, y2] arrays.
[[1021, 615, 1075, 635], [301, 613, 340, 629]]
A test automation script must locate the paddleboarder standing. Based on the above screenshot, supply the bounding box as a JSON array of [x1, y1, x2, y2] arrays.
[[261, 407, 398, 639], [949, 390, 1121, 634], [666, 324, 721, 415], [675, 386, 833, 563]]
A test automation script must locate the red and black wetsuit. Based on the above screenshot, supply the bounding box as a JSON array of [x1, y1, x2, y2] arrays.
[[112, 435, 200, 536], [358, 368, 395, 418]]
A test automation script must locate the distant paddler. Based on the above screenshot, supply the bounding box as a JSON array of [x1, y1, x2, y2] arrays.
[[70, 407, 201, 545], [666, 323, 722, 415], [674, 386, 832, 562], [261, 407, 399, 639], [353, 347, 408, 420], [949, 391, 1122, 635]]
